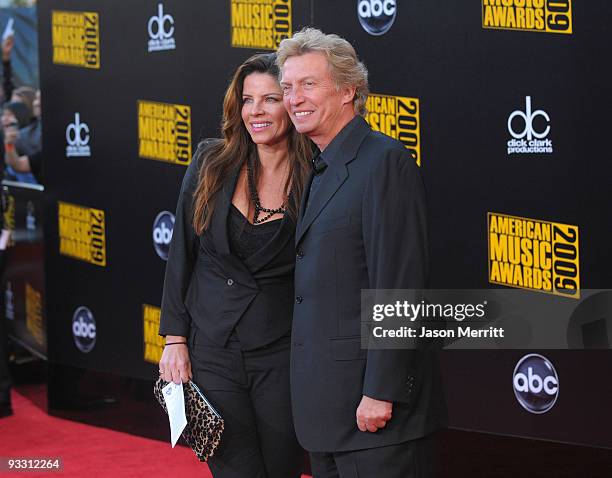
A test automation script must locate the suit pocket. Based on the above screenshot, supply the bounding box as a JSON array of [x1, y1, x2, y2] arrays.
[[329, 336, 367, 361]]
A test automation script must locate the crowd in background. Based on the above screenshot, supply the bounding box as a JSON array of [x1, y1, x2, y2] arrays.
[[1, 18, 42, 418], [1, 31, 42, 185]]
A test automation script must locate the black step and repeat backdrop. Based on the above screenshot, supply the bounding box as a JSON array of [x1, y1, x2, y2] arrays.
[[37, 1, 612, 448]]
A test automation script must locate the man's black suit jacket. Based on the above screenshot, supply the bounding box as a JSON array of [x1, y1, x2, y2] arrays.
[[291, 117, 447, 452]]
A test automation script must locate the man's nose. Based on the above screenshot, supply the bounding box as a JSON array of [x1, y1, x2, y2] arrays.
[[289, 89, 304, 106]]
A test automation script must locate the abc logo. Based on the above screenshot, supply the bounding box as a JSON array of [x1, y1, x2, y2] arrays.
[[508, 96, 551, 141], [153, 211, 175, 261], [357, 0, 397, 36], [66, 113, 90, 147], [148, 3, 174, 40], [72, 306, 96, 353], [513, 353, 559, 414]]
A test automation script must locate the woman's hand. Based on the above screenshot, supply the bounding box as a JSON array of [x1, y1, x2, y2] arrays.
[[2, 35, 14, 62], [159, 335, 192, 384]]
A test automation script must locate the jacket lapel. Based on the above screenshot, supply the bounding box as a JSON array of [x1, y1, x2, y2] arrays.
[[298, 169, 315, 226], [211, 167, 239, 256], [296, 118, 370, 245], [210, 167, 258, 289], [295, 162, 348, 245]]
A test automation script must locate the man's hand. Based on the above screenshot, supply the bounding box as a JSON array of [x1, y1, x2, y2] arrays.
[[2, 35, 14, 62], [356, 395, 393, 433]]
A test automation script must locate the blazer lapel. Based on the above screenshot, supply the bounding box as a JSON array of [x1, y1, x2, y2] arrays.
[[295, 170, 314, 241], [210, 167, 258, 289], [296, 118, 370, 245], [211, 167, 240, 256], [296, 162, 348, 245]]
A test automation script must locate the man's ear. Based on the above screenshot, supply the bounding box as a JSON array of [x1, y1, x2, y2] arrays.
[[341, 85, 357, 106]]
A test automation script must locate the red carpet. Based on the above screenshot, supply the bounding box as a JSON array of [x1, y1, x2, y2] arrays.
[[5, 387, 611, 477], [0, 389, 310, 477]]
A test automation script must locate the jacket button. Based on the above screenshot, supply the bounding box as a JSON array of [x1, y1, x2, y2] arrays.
[[227, 279, 234, 286], [296, 250, 304, 259], [295, 296, 303, 304]]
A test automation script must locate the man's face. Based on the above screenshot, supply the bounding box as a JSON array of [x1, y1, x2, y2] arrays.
[[281, 52, 352, 146]]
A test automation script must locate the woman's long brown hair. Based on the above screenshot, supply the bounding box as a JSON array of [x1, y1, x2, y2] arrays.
[[192, 53, 312, 234]]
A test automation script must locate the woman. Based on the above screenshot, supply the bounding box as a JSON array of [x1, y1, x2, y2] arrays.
[[158, 53, 312, 478]]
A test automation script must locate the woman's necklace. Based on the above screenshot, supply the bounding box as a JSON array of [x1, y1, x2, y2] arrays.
[[246, 156, 287, 225]]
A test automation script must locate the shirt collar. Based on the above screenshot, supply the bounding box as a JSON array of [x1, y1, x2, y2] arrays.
[[318, 115, 362, 165]]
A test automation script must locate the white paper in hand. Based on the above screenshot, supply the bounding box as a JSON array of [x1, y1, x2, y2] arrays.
[[2, 18, 15, 42], [162, 381, 188, 447]]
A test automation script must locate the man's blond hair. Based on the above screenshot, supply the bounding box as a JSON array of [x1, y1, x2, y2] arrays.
[[276, 28, 369, 116]]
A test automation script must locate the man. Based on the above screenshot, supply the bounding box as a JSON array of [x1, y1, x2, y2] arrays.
[[277, 29, 447, 477]]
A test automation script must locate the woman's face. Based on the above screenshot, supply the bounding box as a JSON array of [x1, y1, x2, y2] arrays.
[[241, 72, 291, 147]]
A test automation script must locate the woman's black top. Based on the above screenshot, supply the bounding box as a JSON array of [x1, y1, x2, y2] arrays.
[[228, 204, 282, 262], [159, 140, 298, 351], [226, 205, 285, 345]]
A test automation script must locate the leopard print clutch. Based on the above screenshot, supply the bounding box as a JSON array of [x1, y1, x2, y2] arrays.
[[153, 378, 224, 462]]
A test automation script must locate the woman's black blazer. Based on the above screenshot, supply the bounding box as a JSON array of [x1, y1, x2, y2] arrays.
[[158, 141, 297, 350]]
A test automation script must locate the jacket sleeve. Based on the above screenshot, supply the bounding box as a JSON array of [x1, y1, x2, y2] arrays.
[[158, 146, 205, 337], [361, 146, 429, 403]]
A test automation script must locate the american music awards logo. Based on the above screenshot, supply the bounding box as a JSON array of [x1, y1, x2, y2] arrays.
[[66, 113, 91, 158], [488, 212, 580, 298], [58, 201, 107, 267], [230, 0, 292, 50], [148, 3, 176, 52], [482, 0, 572, 35], [365, 93, 421, 165], [51, 10, 101, 69], [143, 304, 164, 364]]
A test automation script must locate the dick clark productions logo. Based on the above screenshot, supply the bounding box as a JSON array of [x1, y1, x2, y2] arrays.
[[357, 0, 396, 35], [507, 96, 553, 155], [148, 3, 175, 52], [513, 353, 559, 414], [66, 113, 91, 157]]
